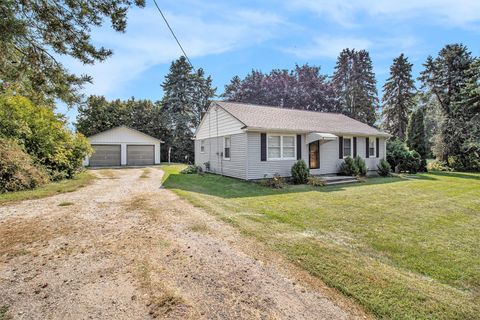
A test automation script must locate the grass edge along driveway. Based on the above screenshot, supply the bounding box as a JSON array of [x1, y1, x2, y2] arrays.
[[0, 171, 94, 204], [162, 165, 480, 320]]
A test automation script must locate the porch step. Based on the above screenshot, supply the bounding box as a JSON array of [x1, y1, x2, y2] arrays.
[[321, 175, 359, 186], [324, 179, 359, 186]]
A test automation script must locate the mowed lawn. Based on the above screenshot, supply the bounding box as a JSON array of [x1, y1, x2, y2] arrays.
[[162, 165, 480, 319]]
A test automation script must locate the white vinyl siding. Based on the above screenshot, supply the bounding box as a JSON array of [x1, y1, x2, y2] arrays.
[[194, 133, 247, 179], [195, 107, 244, 139]]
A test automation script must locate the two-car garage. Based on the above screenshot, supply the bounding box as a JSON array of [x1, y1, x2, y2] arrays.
[[84, 126, 162, 167]]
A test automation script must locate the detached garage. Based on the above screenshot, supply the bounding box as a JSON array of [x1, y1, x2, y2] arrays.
[[84, 126, 162, 167]]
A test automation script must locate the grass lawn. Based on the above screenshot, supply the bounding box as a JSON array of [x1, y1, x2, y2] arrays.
[[0, 171, 95, 204], [162, 165, 480, 319]]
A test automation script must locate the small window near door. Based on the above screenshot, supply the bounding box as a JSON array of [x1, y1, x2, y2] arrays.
[[200, 140, 205, 153], [343, 138, 352, 157], [224, 136, 231, 160], [369, 137, 376, 157]]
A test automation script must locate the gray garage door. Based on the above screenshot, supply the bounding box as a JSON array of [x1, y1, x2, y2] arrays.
[[90, 145, 121, 167], [127, 145, 154, 166]]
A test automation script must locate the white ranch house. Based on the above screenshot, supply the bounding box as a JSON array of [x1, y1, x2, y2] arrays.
[[194, 101, 390, 180]]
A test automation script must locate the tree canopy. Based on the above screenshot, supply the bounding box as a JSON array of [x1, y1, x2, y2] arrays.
[[0, 0, 145, 106], [221, 64, 336, 112], [382, 54, 416, 140]]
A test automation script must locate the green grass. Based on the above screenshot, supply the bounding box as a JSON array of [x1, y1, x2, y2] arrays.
[[0, 305, 9, 320], [0, 172, 94, 204], [58, 201, 75, 207], [162, 165, 480, 319]]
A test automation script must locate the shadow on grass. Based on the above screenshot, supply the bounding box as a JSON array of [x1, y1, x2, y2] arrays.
[[162, 171, 424, 199], [428, 171, 480, 180]]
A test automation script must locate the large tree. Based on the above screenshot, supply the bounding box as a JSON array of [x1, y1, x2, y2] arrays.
[[381, 54, 416, 140], [332, 49, 378, 125], [406, 108, 427, 158], [419, 44, 474, 164], [451, 59, 480, 170], [161, 56, 216, 163], [221, 64, 336, 112], [0, 0, 144, 106]]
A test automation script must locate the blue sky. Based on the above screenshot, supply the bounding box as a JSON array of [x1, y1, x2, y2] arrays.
[[60, 0, 480, 125]]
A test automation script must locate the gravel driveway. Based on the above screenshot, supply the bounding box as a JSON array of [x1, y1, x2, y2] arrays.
[[0, 168, 369, 319]]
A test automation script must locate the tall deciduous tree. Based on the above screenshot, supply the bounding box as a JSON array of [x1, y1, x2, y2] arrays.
[[406, 108, 427, 158], [332, 49, 378, 125], [420, 44, 474, 164], [382, 54, 416, 140], [0, 0, 145, 106], [221, 64, 335, 112]]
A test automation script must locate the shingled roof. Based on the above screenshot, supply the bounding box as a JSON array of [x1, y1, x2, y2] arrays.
[[215, 101, 390, 137]]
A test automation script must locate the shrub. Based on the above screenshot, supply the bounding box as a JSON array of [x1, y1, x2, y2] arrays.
[[338, 156, 359, 176], [203, 161, 210, 171], [0, 139, 49, 192], [180, 165, 200, 174], [377, 159, 392, 177], [307, 176, 325, 187], [386, 139, 426, 173], [0, 94, 92, 180], [259, 173, 285, 189], [427, 160, 453, 172], [354, 156, 368, 176], [291, 160, 309, 184]]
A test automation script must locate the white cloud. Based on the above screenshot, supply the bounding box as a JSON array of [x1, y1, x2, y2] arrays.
[[62, 5, 287, 97], [288, 0, 480, 28], [284, 36, 372, 59]]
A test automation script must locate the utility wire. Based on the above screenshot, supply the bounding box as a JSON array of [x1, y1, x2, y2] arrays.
[[152, 0, 195, 70]]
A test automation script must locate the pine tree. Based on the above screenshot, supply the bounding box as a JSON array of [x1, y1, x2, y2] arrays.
[[419, 44, 474, 163], [332, 49, 378, 125], [406, 108, 427, 158], [451, 59, 480, 170], [161, 56, 215, 163], [0, 0, 145, 106], [221, 76, 242, 101], [381, 54, 416, 140]]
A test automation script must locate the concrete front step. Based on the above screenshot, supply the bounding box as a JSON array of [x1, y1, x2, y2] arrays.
[[317, 175, 359, 185], [324, 179, 359, 186]]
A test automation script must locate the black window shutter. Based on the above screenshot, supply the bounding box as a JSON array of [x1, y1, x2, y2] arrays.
[[338, 136, 343, 159], [353, 137, 357, 157], [296, 135, 302, 160], [376, 137, 380, 158], [366, 137, 370, 158], [260, 133, 267, 161]]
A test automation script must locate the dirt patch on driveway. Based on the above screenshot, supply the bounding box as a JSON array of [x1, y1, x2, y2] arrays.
[[0, 168, 370, 319]]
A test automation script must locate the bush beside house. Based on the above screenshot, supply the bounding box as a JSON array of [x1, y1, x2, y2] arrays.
[[291, 160, 309, 184], [386, 139, 426, 173]]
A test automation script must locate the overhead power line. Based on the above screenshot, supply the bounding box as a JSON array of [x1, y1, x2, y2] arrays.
[[152, 0, 195, 70]]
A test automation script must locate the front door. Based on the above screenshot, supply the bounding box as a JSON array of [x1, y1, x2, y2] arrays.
[[309, 141, 320, 169]]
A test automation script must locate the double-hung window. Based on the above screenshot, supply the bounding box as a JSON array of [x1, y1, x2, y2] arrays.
[[200, 140, 205, 153], [343, 137, 352, 157], [369, 137, 376, 157], [267, 135, 296, 160], [223, 136, 231, 160]]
